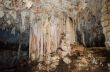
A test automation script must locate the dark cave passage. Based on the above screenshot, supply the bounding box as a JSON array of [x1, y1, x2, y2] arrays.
[[76, 31, 106, 47]]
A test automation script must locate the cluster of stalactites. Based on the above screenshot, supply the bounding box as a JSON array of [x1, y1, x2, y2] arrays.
[[0, 0, 88, 33]]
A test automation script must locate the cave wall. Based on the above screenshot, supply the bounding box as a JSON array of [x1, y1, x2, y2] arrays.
[[0, 0, 86, 61], [0, 0, 109, 62], [101, 0, 110, 51]]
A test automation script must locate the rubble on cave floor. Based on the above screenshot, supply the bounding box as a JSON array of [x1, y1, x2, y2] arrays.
[[30, 46, 110, 72], [0, 46, 110, 72]]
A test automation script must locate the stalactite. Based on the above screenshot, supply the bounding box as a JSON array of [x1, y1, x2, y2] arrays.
[[1, 0, 108, 63], [29, 12, 81, 61], [29, 30, 37, 61]]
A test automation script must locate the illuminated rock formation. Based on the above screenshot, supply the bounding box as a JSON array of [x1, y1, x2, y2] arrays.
[[0, 0, 109, 63]]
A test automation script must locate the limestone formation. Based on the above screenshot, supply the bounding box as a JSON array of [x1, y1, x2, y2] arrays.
[[0, 1, 110, 70]]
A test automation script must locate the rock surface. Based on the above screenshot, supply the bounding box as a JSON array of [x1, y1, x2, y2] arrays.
[[0, 1, 110, 72]]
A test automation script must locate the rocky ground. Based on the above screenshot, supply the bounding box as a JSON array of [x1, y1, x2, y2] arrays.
[[0, 46, 110, 72], [30, 47, 110, 72]]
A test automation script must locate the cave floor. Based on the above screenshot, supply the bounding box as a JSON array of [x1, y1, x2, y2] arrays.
[[0, 47, 110, 72]]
